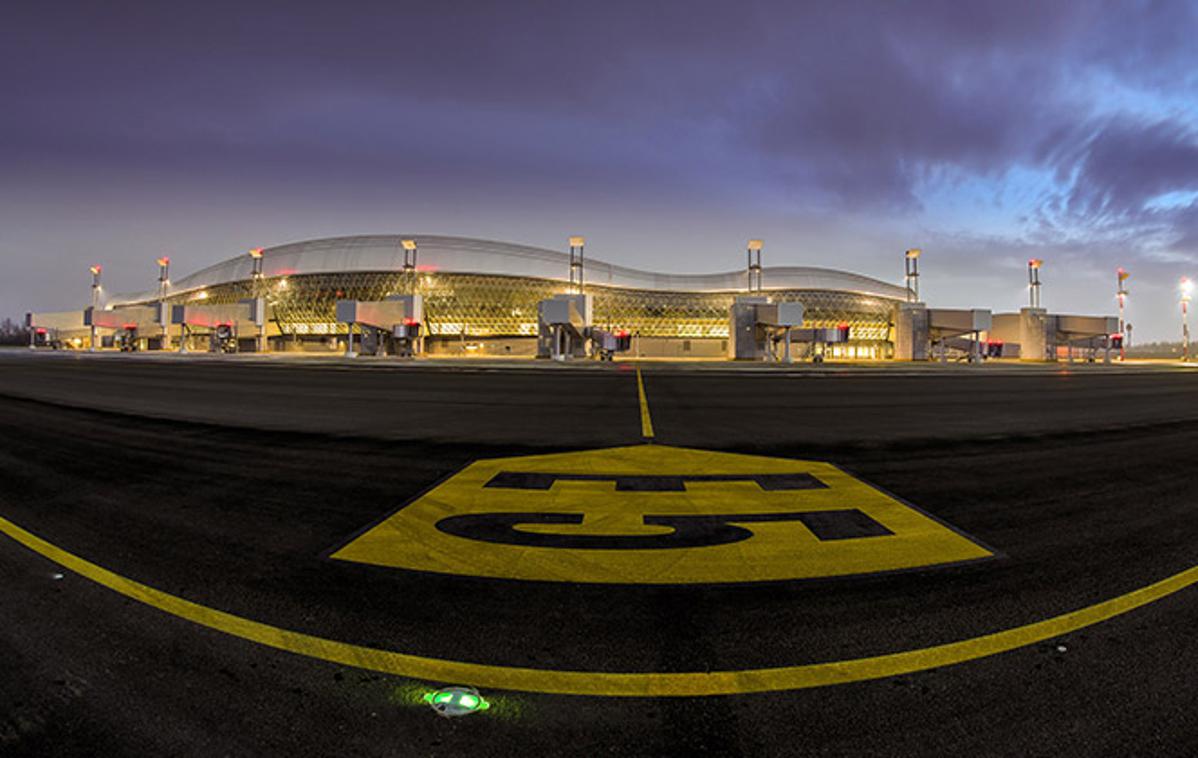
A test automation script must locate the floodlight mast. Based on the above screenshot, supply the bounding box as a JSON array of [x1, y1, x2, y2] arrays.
[[401, 239, 418, 295], [1116, 268, 1129, 360], [248, 248, 266, 353], [1181, 277, 1193, 363], [905, 249, 921, 302], [1028, 259, 1043, 309], [89, 265, 102, 352], [157, 256, 171, 349], [568, 236, 585, 294], [747, 239, 763, 293]]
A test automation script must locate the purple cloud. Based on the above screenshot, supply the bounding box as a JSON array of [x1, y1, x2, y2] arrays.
[[1, 0, 1196, 337]]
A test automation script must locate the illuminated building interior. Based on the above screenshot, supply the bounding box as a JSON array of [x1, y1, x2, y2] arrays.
[[95, 235, 909, 357]]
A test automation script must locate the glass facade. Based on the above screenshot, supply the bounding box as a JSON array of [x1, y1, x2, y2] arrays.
[[170, 270, 900, 345]]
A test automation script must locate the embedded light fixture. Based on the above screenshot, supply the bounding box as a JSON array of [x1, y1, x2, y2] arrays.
[[423, 686, 490, 718]]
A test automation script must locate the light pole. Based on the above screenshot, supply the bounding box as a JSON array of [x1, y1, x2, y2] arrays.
[[249, 248, 266, 353], [1116, 268, 1129, 360], [747, 239, 763, 293], [1028, 259, 1043, 309], [905, 249, 921, 302], [157, 256, 171, 350], [401, 239, 418, 294], [1181, 277, 1193, 363], [89, 265, 102, 352], [249, 247, 264, 280], [568, 236, 585, 294]]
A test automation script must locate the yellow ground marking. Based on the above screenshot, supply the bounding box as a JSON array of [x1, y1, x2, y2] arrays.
[[331, 445, 993, 583], [1, 511, 1196, 696], [636, 367, 654, 439]]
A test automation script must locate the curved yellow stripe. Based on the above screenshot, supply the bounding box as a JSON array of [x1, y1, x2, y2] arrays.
[[2, 513, 1195, 697]]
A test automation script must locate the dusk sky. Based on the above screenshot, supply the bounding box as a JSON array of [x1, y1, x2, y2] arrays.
[[3, 1, 1197, 340]]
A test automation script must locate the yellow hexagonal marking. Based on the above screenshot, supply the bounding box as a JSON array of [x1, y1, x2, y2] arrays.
[[332, 445, 993, 583]]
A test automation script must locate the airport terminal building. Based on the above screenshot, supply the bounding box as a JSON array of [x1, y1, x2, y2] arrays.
[[28, 235, 1120, 361], [91, 235, 910, 358]]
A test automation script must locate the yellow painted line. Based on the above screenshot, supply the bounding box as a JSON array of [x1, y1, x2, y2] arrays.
[[636, 367, 654, 439], [2, 512, 1197, 697]]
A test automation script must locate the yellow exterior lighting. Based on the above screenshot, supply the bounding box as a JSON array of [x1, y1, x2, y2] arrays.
[[249, 248, 264, 259], [401, 239, 417, 251], [905, 248, 921, 259], [568, 236, 586, 248], [747, 239, 764, 251]]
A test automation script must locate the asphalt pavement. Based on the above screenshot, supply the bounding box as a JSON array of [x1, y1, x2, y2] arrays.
[[1, 352, 1197, 756]]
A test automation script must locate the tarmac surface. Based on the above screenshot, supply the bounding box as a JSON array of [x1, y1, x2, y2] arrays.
[[2, 351, 1198, 756]]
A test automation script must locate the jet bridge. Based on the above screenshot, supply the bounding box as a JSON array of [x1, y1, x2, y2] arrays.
[[171, 299, 267, 353], [929, 309, 991, 363], [537, 294, 592, 360], [894, 305, 991, 362], [988, 309, 1118, 362], [729, 298, 805, 361], [1055, 315, 1119, 363], [335, 295, 424, 357], [789, 326, 851, 363], [85, 305, 163, 351], [25, 311, 88, 348]]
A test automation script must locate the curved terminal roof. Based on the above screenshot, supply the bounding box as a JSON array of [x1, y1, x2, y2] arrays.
[[109, 235, 911, 305]]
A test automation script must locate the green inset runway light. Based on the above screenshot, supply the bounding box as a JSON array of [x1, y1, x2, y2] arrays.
[[423, 686, 490, 718]]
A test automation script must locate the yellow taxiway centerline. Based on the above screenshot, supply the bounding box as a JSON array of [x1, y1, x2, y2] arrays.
[[636, 367, 654, 440], [2, 512, 1196, 697]]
